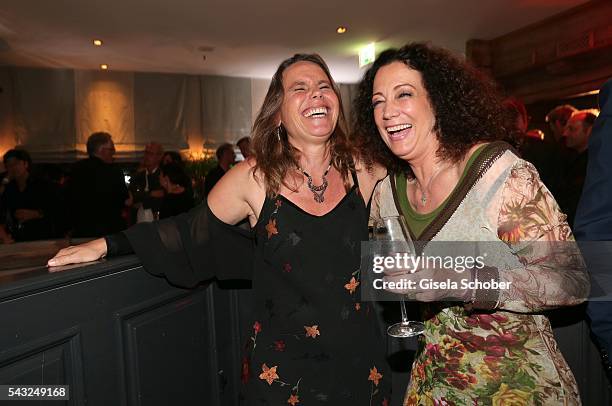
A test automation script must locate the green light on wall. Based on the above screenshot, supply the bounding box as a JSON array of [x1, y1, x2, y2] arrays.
[[359, 43, 376, 68]]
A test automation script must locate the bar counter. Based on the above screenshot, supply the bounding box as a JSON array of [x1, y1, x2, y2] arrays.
[[0, 240, 244, 406]]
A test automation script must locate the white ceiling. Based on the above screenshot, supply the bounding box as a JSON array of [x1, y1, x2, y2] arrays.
[[0, 0, 588, 83]]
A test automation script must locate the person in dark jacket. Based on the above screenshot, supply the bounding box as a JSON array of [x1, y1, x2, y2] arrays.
[[0, 149, 61, 242], [574, 78, 612, 380], [203, 143, 235, 196], [67, 132, 129, 237], [129, 142, 165, 223], [558, 109, 598, 226], [158, 163, 193, 219]]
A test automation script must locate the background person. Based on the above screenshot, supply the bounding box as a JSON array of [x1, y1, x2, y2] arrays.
[[558, 109, 599, 226], [67, 132, 129, 237], [129, 142, 165, 223], [161, 150, 184, 167], [0, 149, 61, 242], [236, 136, 252, 160], [158, 163, 194, 219], [574, 79, 612, 382], [203, 143, 235, 196]]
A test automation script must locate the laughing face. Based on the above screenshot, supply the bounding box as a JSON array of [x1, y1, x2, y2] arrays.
[[371, 61, 439, 162], [279, 61, 339, 143]]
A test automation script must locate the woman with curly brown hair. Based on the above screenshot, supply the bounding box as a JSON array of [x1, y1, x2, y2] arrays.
[[354, 43, 588, 405], [48, 54, 390, 403]]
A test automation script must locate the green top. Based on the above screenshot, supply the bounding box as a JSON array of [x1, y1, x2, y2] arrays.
[[395, 144, 487, 239]]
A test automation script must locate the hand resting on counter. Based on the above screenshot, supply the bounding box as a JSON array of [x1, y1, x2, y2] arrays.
[[47, 238, 107, 269]]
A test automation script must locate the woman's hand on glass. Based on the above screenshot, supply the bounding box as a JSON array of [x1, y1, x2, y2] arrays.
[[47, 238, 108, 269]]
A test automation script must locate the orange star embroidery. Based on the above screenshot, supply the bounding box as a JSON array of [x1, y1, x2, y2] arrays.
[[287, 394, 299, 405], [344, 277, 360, 294], [355, 303, 361, 311], [304, 325, 320, 339], [275, 199, 282, 209], [368, 366, 383, 386], [266, 218, 278, 239], [253, 321, 262, 334], [259, 363, 279, 385]]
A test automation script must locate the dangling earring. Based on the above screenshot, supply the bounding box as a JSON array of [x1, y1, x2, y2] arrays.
[[276, 125, 282, 141]]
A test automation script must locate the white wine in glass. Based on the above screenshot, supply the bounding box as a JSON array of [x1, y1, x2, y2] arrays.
[[372, 216, 425, 338]]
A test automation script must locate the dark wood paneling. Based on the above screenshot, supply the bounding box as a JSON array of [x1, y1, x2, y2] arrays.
[[118, 290, 215, 406], [0, 258, 222, 406], [0, 327, 84, 405]]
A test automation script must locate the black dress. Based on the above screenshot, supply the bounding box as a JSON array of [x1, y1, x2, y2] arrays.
[[240, 174, 390, 404], [109, 172, 391, 405], [159, 191, 194, 219]]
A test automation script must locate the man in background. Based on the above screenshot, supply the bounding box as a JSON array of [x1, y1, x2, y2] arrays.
[[559, 109, 598, 226], [68, 132, 129, 237], [236, 137, 252, 160], [129, 142, 165, 222], [546, 104, 578, 144], [0, 149, 60, 242], [537, 104, 578, 196], [204, 143, 235, 196]]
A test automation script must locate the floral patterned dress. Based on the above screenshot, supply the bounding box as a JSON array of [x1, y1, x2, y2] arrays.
[[240, 172, 391, 404], [371, 142, 589, 406]]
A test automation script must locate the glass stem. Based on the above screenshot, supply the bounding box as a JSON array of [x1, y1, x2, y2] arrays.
[[400, 298, 408, 324]]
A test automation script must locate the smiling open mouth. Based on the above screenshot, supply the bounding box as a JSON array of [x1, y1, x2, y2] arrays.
[[386, 123, 412, 135], [304, 107, 328, 118]]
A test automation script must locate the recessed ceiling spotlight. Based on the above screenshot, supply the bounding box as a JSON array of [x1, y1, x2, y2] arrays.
[[100, 64, 108, 70], [93, 39, 103, 46], [336, 26, 347, 34]]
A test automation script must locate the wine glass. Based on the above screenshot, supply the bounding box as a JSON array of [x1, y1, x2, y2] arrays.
[[372, 216, 425, 338]]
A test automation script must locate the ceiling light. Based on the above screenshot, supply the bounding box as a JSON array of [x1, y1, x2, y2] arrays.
[[100, 64, 108, 70], [93, 39, 103, 46], [336, 26, 347, 34]]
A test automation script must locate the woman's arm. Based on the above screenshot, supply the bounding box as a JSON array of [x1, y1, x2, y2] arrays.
[[494, 160, 589, 312], [207, 158, 265, 226], [48, 159, 264, 271]]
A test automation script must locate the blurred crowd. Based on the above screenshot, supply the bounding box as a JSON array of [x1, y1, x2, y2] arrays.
[[0, 132, 252, 243], [505, 99, 600, 227], [0, 100, 597, 245]]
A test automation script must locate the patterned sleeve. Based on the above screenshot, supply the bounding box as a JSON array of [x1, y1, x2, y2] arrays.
[[494, 160, 589, 312]]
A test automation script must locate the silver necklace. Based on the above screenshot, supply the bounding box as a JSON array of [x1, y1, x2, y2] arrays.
[[416, 164, 449, 206], [299, 164, 332, 203]]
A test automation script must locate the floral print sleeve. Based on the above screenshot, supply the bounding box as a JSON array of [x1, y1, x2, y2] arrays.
[[494, 160, 589, 312]]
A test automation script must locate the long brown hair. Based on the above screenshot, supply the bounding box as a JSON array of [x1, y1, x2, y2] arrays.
[[252, 54, 355, 197]]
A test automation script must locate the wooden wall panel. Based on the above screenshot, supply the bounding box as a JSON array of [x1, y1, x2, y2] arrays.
[[467, 0, 612, 102]]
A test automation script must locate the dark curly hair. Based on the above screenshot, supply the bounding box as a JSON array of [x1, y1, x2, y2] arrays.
[[352, 42, 518, 175]]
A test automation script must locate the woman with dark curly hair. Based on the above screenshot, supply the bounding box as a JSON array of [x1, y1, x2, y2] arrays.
[[354, 43, 588, 404]]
